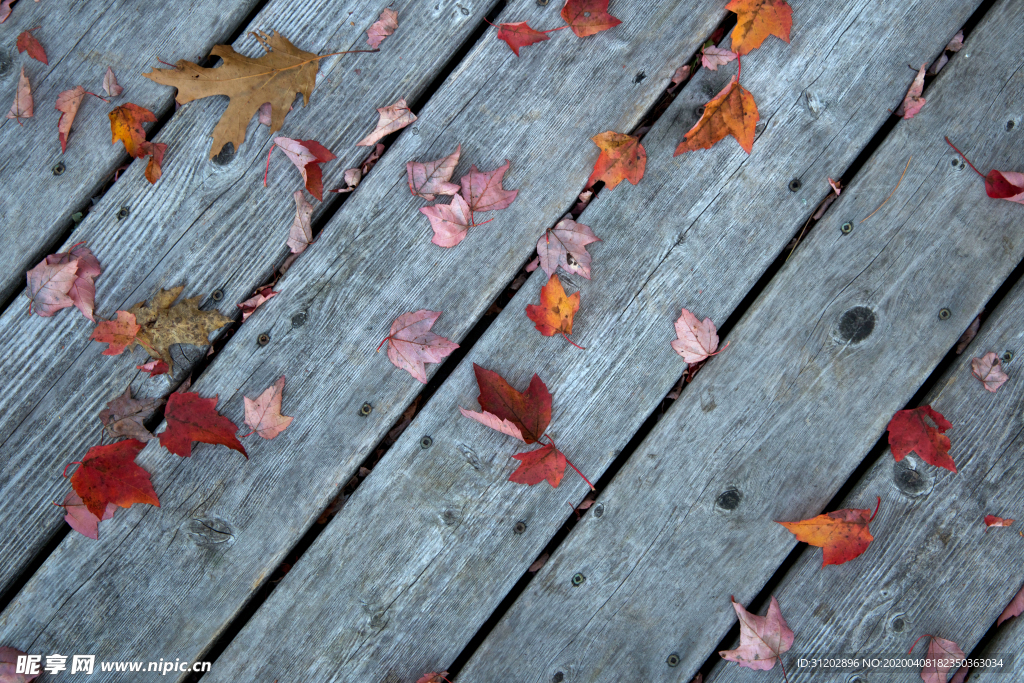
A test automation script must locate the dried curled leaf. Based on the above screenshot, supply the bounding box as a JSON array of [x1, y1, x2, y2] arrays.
[[128, 286, 232, 371], [725, 0, 793, 55], [367, 8, 398, 49], [98, 387, 165, 442], [896, 64, 927, 119], [407, 144, 461, 201], [287, 190, 315, 254], [103, 67, 124, 97], [674, 76, 759, 155], [357, 97, 416, 146]]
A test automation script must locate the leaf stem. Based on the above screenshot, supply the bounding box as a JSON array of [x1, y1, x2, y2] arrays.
[[470, 216, 495, 228], [546, 435, 595, 490], [375, 336, 391, 352], [868, 495, 882, 522], [62, 461, 83, 478], [944, 136, 986, 178], [263, 144, 276, 187], [561, 332, 586, 350], [736, 54, 741, 81], [859, 156, 911, 224], [908, 633, 931, 655], [542, 25, 569, 33]]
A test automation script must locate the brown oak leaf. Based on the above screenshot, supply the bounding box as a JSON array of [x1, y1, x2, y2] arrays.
[[127, 286, 232, 371]]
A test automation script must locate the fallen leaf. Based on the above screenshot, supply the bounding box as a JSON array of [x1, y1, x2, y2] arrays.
[[828, 177, 842, 195], [238, 287, 277, 321], [66, 439, 159, 518], [972, 352, 1009, 393], [927, 54, 948, 76], [528, 552, 550, 572], [159, 391, 246, 458], [459, 160, 518, 214], [268, 137, 336, 201], [103, 67, 124, 97], [25, 256, 78, 317], [60, 491, 116, 540], [459, 363, 551, 443], [99, 387, 165, 442], [950, 666, 968, 683], [669, 64, 692, 92], [701, 46, 738, 70], [896, 64, 926, 119], [887, 405, 955, 473], [587, 131, 645, 190], [420, 193, 478, 248], [919, 636, 965, 683], [0, 646, 40, 683], [674, 75, 759, 155], [719, 596, 794, 671], [955, 315, 981, 354], [137, 359, 170, 376], [0, 0, 12, 24], [777, 497, 880, 566], [244, 376, 294, 439], [510, 441, 567, 487], [946, 137, 1024, 204], [672, 308, 727, 364], [6, 66, 33, 123], [361, 142, 385, 174], [56, 86, 86, 153], [109, 103, 159, 163], [561, 0, 622, 38], [725, 0, 793, 55], [946, 30, 964, 52], [367, 8, 398, 49], [998, 584, 1024, 625], [91, 311, 141, 355], [138, 140, 167, 183], [985, 514, 1014, 528], [379, 310, 459, 384], [415, 673, 449, 683], [128, 286, 232, 371], [43, 242, 101, 320], [526, 274, 583, 347], [145, 31, 328, 157], [357, 97, 416, 146], [16, 28, 47, 64], [496, 22, 553, 56], [407, 144, 461, 200], [287, 190, 315, 253], [536, 218, 600, 280]]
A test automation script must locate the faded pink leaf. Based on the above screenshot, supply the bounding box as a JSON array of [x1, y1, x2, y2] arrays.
[[998, 583, 1024, 625], [459, 160, 518, 213], [921, 636, 964, 683], [357, 98, 416, 146], [26, 257, 78, 317], [287, 190, 314, 254], [669, 64, 691, 89], [672, 307, 727, 364], [828, 177, 842, 195], [238, 287, 277, 321], [381, 310, 459, 383], [56, 86, 87, 153], [971, 351, 1009, 393], [536, 218, 601, 279], [896, 64, 926, 119], [7, 67, 33, 124], [0, 0, 12, 23], [956, 315, 981, 354], [457, 408, 525, 442], [61, 491, 116, 540], [103, 67, 124, 97], [45, 243, 102, 321], [946, 30, 964, 52], [269, 136, 335, 201], [407, 144, 461, 200], [528, 552, 549, 572], [701, 46, 737, 71], [420, 193, 475, 248], [719, 596, 794, 671], [244, 376, 293, 439], [367, 8, 398, 49], [927, 54, 948, 76]]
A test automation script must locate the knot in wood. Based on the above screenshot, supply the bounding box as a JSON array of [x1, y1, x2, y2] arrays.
[[836, 306, 876, 344], [187, 517, 235, 547]]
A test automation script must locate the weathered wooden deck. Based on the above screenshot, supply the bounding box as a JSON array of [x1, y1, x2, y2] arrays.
[[1, 0, 1022, 681]]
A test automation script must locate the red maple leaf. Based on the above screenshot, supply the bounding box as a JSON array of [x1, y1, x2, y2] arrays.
[[777, 497, 880, 566], [159, 391, 247, 459], [16, 27, 47, 64], [64, 439, 159, 518], [586, 131, 646, 190], [561, 0, 622, 38], [887, 405, 955, 473], [525, 274, 585, 349], [243, 376, 294, 439], [494, 21, 561, 56], [725, 0, 793, 55], [137, 359, 170, 376], [90, 311, 141, 355], [510, 441, 567, 488]]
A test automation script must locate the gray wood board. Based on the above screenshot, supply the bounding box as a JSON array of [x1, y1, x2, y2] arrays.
[[167, 2, 991, 683], [699, 251, 1024, 681], [0, 0, 731, 675], [456, 2, 1024, 681], [0, 0, 512, 596], [0, 0, 262, 306]]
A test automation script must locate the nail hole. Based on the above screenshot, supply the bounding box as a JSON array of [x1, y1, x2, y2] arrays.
[[117, 206, 130, 220], [754, 121, 766, 135], [841, 222, 854, 234], [788, 178, 802, 192], [514, 521, 527, 534], [891, 616, 905, 632], [1007, 120, 1016, 131], [291, 312, 307, 327], [571, 572, 586, 586], [1003, 351, 1014, 363], [411, 128, 419, 135], [633, 70, 646, 84], [359, 402, 373, 416], [552, 674, 563, 683], [694, 105, 705, 117], [257, 333, 270, 346], [52, 162, 66, 176], [938, 308, 951, 320], [666, 653, 680, 667], [211, 289, 224, 301], [420, 435, 433, 449]]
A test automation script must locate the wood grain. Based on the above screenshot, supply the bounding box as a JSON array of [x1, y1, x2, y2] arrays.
[[0, 0, 262, 306]]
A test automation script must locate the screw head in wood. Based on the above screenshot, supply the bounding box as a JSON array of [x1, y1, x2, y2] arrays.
[[257, 333, 270, 346], [291, 312, 307, 327], [52, 162, 66, 176], [359, 402, 373, 416], [1003, 351, 1014, 363], [211, 289, 224, 301], [117, 206, 130, 220], [552, 674, 563, 683], [694, 105, 706, 117], [938, 308, 951, 320], [841, 222, 854, 234], [593, 504, 604, 518], [788, 178, 802, 192], [571, 572, 585, 586], [420, 435, 433, 449], [666, 653, 680, 667], [1008, 120, 1016, 131], [514, 521, 527, 534], [537, 0, 549, 5]]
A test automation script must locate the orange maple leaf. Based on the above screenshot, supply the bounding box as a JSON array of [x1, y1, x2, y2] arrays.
[[525, 274, 584, 349], [725, 0, 793, 55], [674, 75, 759, 155], [777, 497, 880, 566], [109, 103, 166, 184], [587, 131, 646, 190]]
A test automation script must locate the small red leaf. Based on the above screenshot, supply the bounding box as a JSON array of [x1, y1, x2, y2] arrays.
[[887, 405, 955, 473], [90, 311, 141, 355], [137, 359, 170, 376], [16, 28, 47, 64], [561, 0, 622, 38], [67, 439, 159, 519], [509, 441, 566, 487], [777, 498, 879, 566], [496, 22, 551, 56], [461, 364, 551, 444], [159, 391, 246, 459], [984, 514, 1014, 528]]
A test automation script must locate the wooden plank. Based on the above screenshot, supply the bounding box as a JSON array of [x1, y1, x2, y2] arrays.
[[0, 0, 731, 671], [454, 2, 1024, 681], [0, 0, 263, 306], [0, 0, 513, 594], [699, 265, 1024, 683], [150, 3, 997, 683]]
